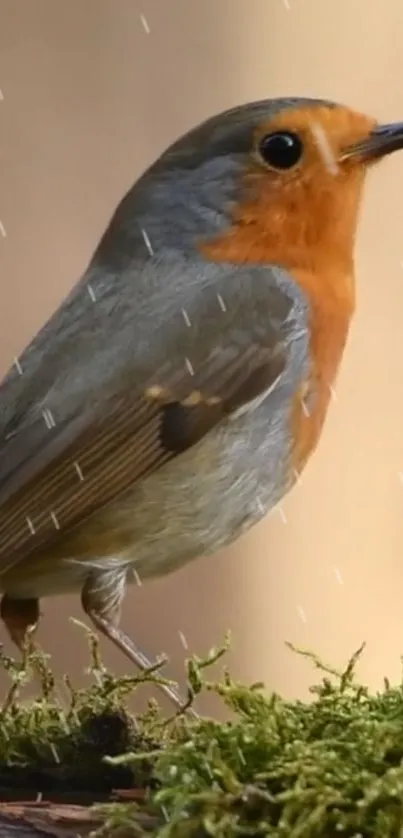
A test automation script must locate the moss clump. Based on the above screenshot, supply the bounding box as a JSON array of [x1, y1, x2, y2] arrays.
[[0, 625, 163, 795], [2, 629, 403, 836]]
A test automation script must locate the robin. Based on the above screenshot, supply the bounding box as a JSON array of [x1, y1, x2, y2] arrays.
[[0, 97, 401, 711]]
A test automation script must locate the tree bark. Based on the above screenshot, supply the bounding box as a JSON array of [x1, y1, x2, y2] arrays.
[[0, 802, 159, 838]]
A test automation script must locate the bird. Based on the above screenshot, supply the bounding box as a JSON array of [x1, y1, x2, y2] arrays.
[[0, 96, 402, 712]]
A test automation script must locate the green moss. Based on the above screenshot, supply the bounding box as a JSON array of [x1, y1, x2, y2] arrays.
[[2, 628, 403, 836], [0, 623, 167, 794]]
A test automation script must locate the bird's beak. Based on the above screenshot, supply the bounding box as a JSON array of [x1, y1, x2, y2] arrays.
[[342, 121, 403, 163]]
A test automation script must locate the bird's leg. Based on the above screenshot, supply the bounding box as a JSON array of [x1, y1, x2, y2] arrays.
[[0, 594, 40, 660], [81, 569, 198, 719]]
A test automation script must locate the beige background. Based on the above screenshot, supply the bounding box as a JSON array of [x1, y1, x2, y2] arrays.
[[1, 0, 403, 713]]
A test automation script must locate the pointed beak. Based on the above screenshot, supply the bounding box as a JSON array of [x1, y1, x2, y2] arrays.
[[342, 121, 403, 162]]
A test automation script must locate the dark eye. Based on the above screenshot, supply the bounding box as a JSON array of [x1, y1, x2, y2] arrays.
[[258, 131, 303, 170]]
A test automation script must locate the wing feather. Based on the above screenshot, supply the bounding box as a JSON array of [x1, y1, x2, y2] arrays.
[[0, 257, 306, 574]]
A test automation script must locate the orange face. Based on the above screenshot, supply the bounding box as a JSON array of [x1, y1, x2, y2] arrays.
[[200, 104, 380, 278], [252, 104, 378, 174]]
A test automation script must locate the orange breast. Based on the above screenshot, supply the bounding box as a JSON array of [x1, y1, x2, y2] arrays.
[[198, 248, 355, 478], [289, 266, 354, 475]]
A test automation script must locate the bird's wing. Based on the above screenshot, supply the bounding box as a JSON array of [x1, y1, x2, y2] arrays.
[[0, 259, 308, 572]]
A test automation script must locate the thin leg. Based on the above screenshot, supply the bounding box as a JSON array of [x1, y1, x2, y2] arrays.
[[0, 594, 39, 649], [81, 569, 198, 719], [0, 595, 47, 693]]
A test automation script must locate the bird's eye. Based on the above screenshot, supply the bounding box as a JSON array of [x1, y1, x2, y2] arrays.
[[258, 131, 303, 170]]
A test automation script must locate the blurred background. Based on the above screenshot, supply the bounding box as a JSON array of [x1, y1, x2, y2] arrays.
[[1, 0, 403, 714]]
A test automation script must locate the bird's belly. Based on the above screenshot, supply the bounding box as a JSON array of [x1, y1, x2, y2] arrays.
[[108, 402, 294, 580], [1, 403, 294, 599]]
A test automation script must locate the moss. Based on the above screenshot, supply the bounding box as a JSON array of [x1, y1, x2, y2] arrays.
[[2, 628, 403, 836], [0, 624, 163, 795]]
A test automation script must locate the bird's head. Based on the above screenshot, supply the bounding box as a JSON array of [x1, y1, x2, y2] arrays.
[[99, 97, 403, 285], [162, 97, 403, 276]]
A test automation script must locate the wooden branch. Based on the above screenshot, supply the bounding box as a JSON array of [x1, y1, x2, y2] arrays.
[[0, 801, 160, 838]]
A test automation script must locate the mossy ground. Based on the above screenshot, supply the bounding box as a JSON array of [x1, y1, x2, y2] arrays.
[[1, 627, 403, 837]]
